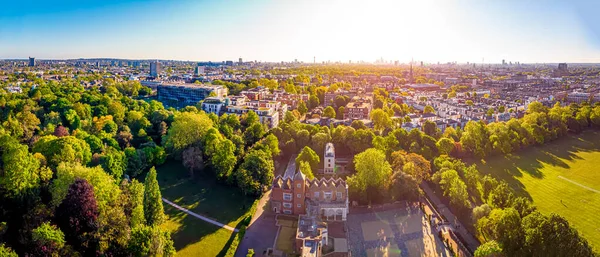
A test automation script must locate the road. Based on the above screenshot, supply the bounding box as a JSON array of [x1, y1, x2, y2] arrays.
[[234, 190, 278, 257]]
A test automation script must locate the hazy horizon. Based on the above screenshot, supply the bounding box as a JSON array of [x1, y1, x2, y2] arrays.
[[2, 0, 600, 63]]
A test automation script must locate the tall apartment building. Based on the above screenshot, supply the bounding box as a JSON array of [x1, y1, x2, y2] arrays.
[[28, 57, 35, 67], [157, 83, 227, 109], [150, 61, 161, 77]]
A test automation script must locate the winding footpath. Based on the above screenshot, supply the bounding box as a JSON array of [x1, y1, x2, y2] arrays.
[[162, 198, 239, 232]]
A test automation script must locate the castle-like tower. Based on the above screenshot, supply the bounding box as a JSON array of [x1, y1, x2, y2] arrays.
[[324, 143, 335, 174]]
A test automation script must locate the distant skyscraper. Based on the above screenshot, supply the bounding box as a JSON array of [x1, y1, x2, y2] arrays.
[[558, 63, 567, 71], [502, 59, 506, 65], [150, 61, 161, 77], [239, 57, 243, 64], [195, 66, 205, 76], [28, 57, 35, 67]]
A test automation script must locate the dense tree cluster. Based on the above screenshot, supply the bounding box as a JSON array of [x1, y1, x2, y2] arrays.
[[0, 79, 181, 255]]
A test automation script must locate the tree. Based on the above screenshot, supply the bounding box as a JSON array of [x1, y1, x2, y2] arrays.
[[432, 169, 470, 212], [182, 146, 203, 177], [460, 121, 491, 158], [53, 125, 70, 137], [487, 182, 514, 209], [472, 204, 492, 222], [31, 222, 65, 256], [123, 179, 145, 228], [390, 172, 421, 201], [466, 100, 474, 106], [423, 105, 435, 114], [235, 150, 274, 195], [162, 111, 214, 154], [308, 95, 320, 109], [474, 240, 503, 257], [370, 109, 392, 132], [347, 148, 392, 204], [422, 120, 440, 138], [299, 161, 315, 179], [390, 151, 431, 183], [143, 167, 165, 226], [207, 139, 235, 181], [242, 110, 260, 128], [33, 135, 92, 168], [298, 101, 308, 116], [323, 106, 336, 119], [128, 225, 175, 257], [296, 146, 320, 172], [477, 208, 523, 255], [521, 212, 594, 257], [51, 163, 120, 213], [243, 122, 265, 146], [0, 244, 18, 257], [337, 106, 345, 119], [436, 137, 455, 155], [100, 147, 127, 180], [350, 120, 367, 130], [0, 135, 42, 197], [55, 178, 99, 254]]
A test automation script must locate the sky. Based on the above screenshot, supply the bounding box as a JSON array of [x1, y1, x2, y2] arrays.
[[1, 0, 600, 63]]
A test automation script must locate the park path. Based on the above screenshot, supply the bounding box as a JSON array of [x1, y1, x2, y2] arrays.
[[558, 176, 600, 193], [420, 183, 480, 252], [162, 198, 239, 232]]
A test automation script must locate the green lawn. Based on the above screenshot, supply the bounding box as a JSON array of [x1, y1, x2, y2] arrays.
[[155, 161, 256, 257], [471, 130, 600, 251]]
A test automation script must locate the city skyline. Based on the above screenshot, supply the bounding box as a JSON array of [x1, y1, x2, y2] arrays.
[[2, 0, 600, 63]]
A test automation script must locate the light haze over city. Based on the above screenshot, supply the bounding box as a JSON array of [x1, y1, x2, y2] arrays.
[[2, 0, 600, 63]]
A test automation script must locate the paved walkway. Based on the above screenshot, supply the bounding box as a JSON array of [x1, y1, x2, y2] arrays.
[[420, 183, 480, 252], [162, 198, 238, 232]]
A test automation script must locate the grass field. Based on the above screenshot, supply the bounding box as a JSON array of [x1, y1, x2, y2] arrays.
[[156, 161, 256, 257], [471, 130, 600, 250]]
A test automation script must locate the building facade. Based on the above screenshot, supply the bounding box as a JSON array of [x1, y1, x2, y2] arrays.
[[343, 99, 371, 120], [271, 172, 349, 221], [150, 61, 161, 77], [157, 83, 227, 109]]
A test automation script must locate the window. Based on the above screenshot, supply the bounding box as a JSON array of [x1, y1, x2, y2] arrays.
[[296, 183, 301, 188], [297, 194, 301, 198], [324, 192, 332, 200], [337, 192, 343, 199], [283, 193, 292, 201], [283, 210, 292, 214], [314, 192, 320, 198], [283, 203, 292, 209], [297, 204, 302, 208]]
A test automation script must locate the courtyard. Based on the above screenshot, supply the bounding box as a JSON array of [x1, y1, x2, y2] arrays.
[[347, 204, 450, 257]]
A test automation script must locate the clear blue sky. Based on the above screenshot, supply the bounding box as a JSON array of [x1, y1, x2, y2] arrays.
[[1, 0, 600, 63]]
